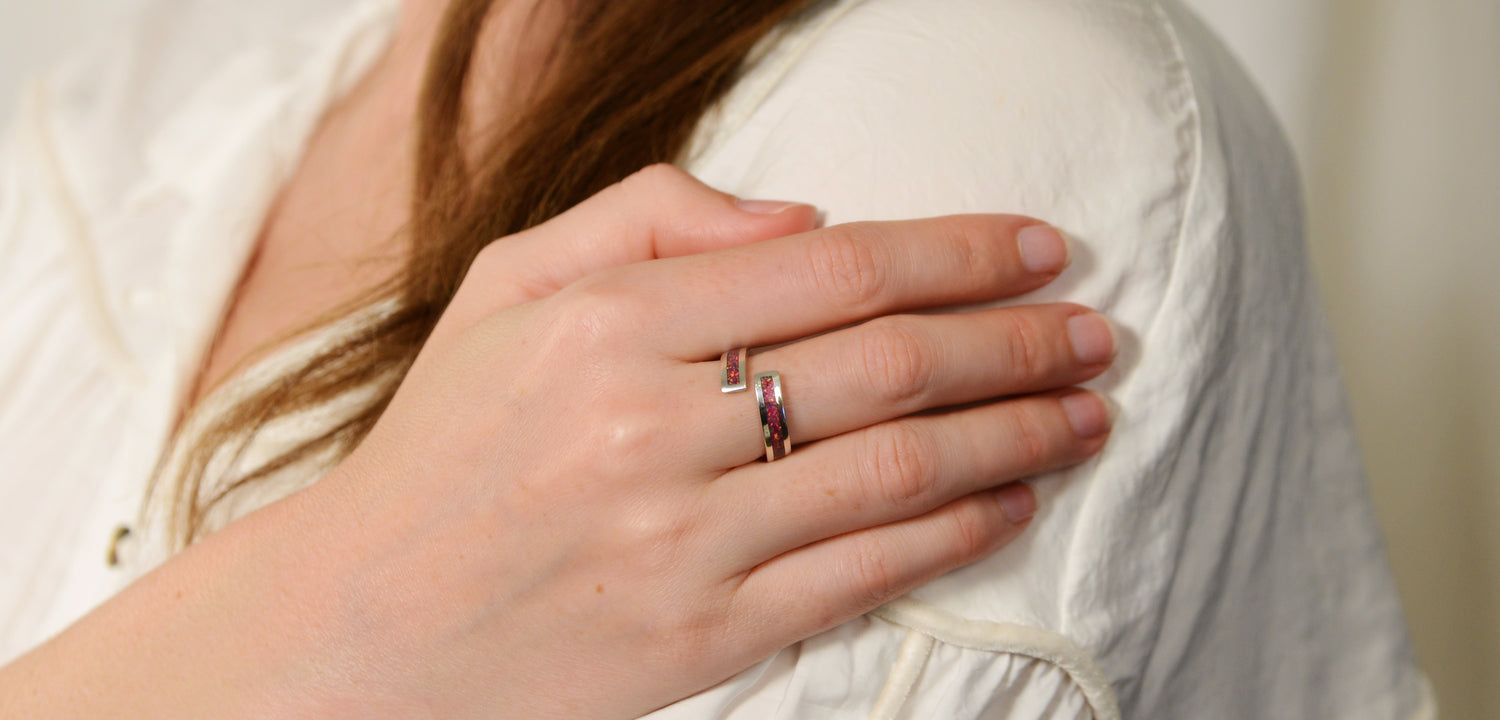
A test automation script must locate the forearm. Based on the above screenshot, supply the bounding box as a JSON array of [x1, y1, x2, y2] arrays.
[[0, 485, 373, 719]]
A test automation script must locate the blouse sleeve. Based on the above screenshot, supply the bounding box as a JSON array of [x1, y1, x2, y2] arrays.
[[673, 0, 1428, 718]]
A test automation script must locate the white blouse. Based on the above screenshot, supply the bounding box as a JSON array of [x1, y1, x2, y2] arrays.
[[0, 0, 1434, 717]]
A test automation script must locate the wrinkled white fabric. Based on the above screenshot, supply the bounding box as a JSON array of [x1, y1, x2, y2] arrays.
[[0, 0, 1433, 717]]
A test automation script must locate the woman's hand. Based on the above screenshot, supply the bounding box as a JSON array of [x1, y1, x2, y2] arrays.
[[0, 166, 1113, 720], [310, 165, 1115, 718]]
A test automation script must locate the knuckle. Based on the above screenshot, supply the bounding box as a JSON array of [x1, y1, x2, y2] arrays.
[[806, 225, 887, 310], [642, 601, 728, 676], [863, 421, 936, 507], [467, 239, 506, 278], [935, 215, 987, 265], [619, 163, 693, 198], [847, 539, 901, 608], [1000, 313, 1051, 379], [1004, 405, 1053, 468], [859, 318, 935, 407], [616, 504, 696, 575], [947, 500, 997, 560], [589, 403, 659, 466], [444, 242, 509, 313], [1055, 301, 1094, 317], [590, 164, 693, 220], [460, 240, 528, 298], [932, 215, 1004, 286], [553, 272, 647, 342]]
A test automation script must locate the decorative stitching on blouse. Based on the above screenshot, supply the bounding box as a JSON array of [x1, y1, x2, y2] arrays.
[[23, 80, 147, 388]]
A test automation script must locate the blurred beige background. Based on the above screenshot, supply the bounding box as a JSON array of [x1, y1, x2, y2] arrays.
[[2, 0, 1496, 715], [1182, 1, 1500, 716]]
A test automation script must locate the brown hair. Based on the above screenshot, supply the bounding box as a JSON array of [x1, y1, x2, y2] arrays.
[[165, 0, 819, 545]]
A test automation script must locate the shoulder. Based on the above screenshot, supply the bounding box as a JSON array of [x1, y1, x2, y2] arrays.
[[688, 0, 1265, 322], [689, 3, 1427, 716], [690, 0, 1299, 337], [689, 0, 1254, 238], [41, 0, 367, 118]]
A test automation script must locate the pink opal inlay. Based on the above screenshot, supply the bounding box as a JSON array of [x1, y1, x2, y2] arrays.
[[725, 352, 742, 386], [759, 374, 788, 457]]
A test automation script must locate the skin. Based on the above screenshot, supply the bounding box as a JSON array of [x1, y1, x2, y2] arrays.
[[0, 1, 1118, 718], [187, 0, 563, 412]]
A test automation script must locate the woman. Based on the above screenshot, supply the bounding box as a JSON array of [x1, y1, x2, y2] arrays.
[[0, 0, 1429, 717]]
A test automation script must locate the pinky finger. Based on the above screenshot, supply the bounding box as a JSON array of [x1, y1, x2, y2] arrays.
[[726, 484, 1036, 652]]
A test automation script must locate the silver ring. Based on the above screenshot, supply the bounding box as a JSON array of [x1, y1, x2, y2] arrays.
[[720, 347, 748, 393], [754, 371, 791, 462]]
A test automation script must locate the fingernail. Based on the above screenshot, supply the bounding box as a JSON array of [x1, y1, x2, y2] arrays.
[[1060, 391, 1112, 439], [1017, 224, 1070, 274], [1067, 313, 1116, 365], [736, 199, 813, 214], [997, 483, 1038, 523]]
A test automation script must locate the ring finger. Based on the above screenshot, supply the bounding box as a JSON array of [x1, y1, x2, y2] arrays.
[[691, 303, 1116, 467]]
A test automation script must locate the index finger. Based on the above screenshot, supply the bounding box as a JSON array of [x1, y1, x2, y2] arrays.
[[628, 214, 1072, 359]]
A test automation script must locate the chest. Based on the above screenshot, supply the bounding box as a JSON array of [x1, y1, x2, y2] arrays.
[[186, 119, 410, 411]]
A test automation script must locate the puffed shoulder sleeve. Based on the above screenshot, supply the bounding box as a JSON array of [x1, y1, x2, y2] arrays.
[[678, 0, 1430, 718]]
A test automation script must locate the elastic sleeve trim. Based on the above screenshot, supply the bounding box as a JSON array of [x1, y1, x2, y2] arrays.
[[871, 598, 1122, 720], [868, 629, 934, 720]]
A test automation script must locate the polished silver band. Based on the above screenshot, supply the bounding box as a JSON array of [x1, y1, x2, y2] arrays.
[[720, 347, 748, 393], [754, 371, 791, 462]]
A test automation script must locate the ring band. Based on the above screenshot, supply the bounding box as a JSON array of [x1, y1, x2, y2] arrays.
[[755, 371, 791, 462], [721, 349, 792, 461], [721, 347, 748, 393]]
